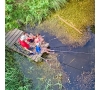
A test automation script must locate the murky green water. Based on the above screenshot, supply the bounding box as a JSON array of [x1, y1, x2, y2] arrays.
[[14, 51, 70, 90], [13, 28, 94, 90]]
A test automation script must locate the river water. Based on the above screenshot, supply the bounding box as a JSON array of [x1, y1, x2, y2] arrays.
[[14, 27, 95, 90], [39, 30, 95, 90]]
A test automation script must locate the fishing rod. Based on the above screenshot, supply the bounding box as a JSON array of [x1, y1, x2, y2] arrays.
[[49, 49, 94, 55], [50, 45, 68, 49], [48, 37, 58, 42], [31, 50, 85, 71]]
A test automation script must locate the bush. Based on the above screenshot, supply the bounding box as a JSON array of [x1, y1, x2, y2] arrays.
[[5, 0, 67, 31]]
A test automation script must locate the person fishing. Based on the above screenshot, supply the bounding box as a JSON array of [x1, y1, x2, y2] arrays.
[[18, 32, 34, 54], [35, 43, 41, 54], [34, 33, 45, 45], [35, 43, 53, 54], [26, 33, 36, 43]]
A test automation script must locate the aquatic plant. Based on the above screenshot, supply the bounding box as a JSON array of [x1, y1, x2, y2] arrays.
[[75, 68, 95, 90], [44, 79, 52, 90], [35, 76, 65, 90]]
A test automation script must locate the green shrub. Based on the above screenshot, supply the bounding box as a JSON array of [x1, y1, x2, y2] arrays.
[[5, 0, 67, 31]]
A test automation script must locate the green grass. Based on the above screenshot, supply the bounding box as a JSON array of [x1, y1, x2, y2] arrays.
[[5, 0, 68, 31]]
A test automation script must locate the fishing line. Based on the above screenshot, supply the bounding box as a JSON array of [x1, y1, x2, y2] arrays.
[[50, 45, 68, 49], [40, 55, 83, 71], [50, 50, 94, 55], [61, 62, 83, 71], [48, 37, 58, 42]]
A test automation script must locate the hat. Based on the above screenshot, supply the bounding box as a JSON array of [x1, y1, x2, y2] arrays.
[[20, 35, 26, 41]]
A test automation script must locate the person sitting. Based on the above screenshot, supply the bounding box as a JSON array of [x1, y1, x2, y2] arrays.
[[34, 35, 40, 45], [37, 33, 44, 43], [34, 33, 45, 45], [35, 43, 52, 54], [21, 32, 36, 43], [26, 33, 36, 43], [19, 32, 28, 42], [35, 43, 41, 54], [18, 33, 34, 53], [41, 45, 52, 54]]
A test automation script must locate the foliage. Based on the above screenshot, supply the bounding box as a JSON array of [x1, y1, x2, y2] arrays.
[[5, 0, 67, 31], [34, 78, 64, 90], [5, 47, 32, 90]]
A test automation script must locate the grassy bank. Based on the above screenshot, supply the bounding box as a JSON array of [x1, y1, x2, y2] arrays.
[[5, 47, 32, 90], [35, 0, 94, 47]]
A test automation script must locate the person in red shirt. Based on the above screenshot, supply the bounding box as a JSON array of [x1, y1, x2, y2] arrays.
[[18, 33, 34, 53]]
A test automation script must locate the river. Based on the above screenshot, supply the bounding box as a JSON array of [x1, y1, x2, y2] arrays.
[[14, 26, 95, 90]]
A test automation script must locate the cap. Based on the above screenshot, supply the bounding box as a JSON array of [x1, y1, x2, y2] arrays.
[[20, 35, 26, 41]]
